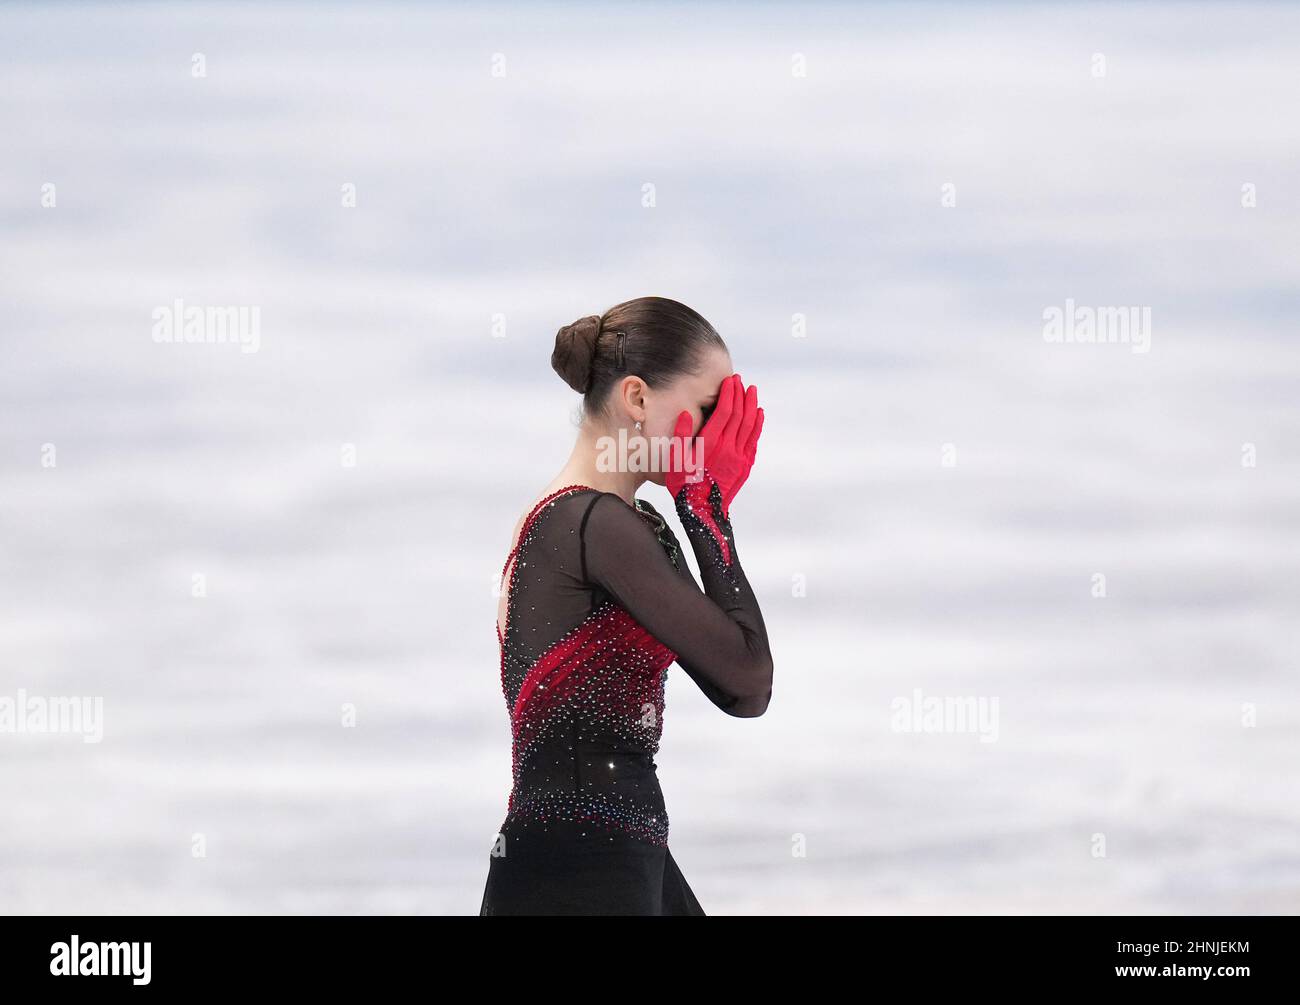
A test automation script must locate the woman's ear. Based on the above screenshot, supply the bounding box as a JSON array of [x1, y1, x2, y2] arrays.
[[618, 375, 647, 423]]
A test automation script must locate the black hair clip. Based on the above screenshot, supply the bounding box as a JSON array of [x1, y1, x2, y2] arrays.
[[613, 330, 627, 369]]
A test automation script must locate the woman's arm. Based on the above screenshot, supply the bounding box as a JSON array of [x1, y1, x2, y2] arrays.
[[580, 482, 774, 716], [650, 502, 772, 717]]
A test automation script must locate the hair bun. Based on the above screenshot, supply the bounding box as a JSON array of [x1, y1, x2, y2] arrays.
[[551, 314, 603, 393]]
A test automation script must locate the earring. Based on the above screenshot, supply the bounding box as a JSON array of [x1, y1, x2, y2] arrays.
[[634, 420, 642, 432]]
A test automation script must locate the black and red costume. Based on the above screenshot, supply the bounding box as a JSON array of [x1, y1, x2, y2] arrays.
[[479, 471, 772, 915]]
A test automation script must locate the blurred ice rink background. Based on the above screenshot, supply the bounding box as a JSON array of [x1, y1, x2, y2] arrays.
[[2, 2, 1298, 914]]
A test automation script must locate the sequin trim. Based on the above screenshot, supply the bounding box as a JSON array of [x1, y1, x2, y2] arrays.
[[635, 498, 681, 570], [675, 473, 736, 569]]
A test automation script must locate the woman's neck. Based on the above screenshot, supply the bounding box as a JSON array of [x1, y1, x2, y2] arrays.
[[551, 425, 644, 508]]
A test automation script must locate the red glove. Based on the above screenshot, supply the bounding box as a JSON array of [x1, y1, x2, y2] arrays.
[[667, 374, 764, 563], [717, 375, 763, 513]]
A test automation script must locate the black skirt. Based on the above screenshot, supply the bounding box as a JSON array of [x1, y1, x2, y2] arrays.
[[479, 819, 704, 916]]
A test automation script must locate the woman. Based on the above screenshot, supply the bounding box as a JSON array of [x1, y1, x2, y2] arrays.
[[479, 296, 773, 915]]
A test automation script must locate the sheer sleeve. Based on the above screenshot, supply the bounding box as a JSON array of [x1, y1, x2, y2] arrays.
[[580, 481, 773, 717]]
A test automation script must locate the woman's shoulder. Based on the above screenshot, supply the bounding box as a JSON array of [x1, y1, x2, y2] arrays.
[[575, 490, 664, 538], [516, 486, 672, 539], [571, 490, 684, 570], [506, 485, 602, 550]]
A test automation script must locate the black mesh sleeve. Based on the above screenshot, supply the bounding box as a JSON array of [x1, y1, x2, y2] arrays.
[[580, 486, 773, 716]]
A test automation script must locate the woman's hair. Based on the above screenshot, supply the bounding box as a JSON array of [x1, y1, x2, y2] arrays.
[[551, 296, 725, 417]]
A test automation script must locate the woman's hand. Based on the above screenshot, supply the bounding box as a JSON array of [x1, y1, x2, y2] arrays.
[[667, 373, 764, 518], [717, 374, 763, 513]]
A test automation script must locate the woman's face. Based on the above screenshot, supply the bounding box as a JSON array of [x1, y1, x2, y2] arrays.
[[638, 346, 733, 486]]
